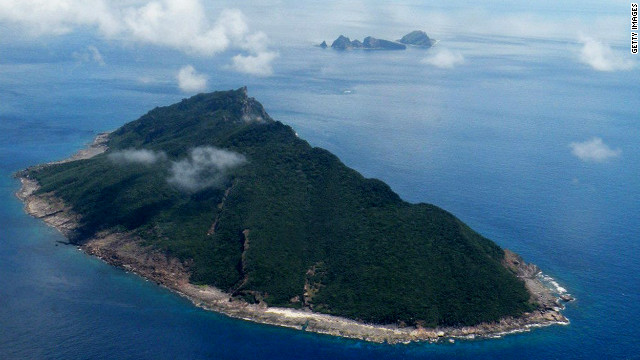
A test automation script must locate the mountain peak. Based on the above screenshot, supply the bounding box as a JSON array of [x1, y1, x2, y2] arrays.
[[107, 88, 274, 154], [172, 87, 274, 124], [237, 88, 272, 124], [398, 30, 435, 47]]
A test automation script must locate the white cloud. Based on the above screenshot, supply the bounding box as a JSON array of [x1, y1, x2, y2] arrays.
[[177, 65, 207, 93], [72, 45, 105, 65], [108, 147, 245, 191], [578, 36, 634, 72], [0, 0, 277, 74], [421, 48, 465, 69], [0, 1, 248, 55], [168, 146, 246, 191], [231, 51, 278, 76], [0, 0, 120, 36], [108, 149, 167, 165], [570, 137, 621, 162], [122, 3, 247, 56]]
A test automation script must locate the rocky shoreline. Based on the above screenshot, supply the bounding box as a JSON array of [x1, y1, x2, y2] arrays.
[[15, 134, 572, 344]]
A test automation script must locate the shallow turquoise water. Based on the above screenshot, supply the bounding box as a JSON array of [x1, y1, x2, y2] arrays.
[[1, 34, 638, 359]]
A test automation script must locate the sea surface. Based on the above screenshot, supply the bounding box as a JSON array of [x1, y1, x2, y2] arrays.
[[1, 28, 639, 359]]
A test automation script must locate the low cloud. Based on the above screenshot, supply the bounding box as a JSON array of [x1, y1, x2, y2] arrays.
[[177, 65, 207, 93], [570, 137, 621, 162], [421, 49, 465, 69], [578, 36, 634, 72], [168, 146, 246, 191], [108, 147, 245, 191], [72, 45, 105, 65], [108, 149, 167, 165], [231, 50, 278, 76]]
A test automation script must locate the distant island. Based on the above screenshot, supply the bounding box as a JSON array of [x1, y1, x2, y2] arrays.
[[16, 88, 571, 343], [320, 30, 436, 50]]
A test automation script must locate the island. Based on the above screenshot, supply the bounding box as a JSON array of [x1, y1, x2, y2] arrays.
[[398, 30, 437, 47], [15, 88, 571, 343], [321, 30, 436, 51]]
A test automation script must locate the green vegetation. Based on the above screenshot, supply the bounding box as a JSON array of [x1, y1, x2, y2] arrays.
[[28, 88, 533, 327]]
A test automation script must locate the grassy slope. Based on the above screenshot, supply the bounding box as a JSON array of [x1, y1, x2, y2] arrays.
[[29, 88, 533, 327]]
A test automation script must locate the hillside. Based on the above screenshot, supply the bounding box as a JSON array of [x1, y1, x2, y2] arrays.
[[24, 88, 535, 327]]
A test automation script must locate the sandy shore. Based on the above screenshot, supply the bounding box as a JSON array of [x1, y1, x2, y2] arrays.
[[15, 133, 572, 344]]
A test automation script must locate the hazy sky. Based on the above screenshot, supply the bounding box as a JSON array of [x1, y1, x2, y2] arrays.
[[0, 0, 635, 90]]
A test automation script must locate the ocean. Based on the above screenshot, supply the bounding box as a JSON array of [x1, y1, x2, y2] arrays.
[[1, 7, 639, 358]]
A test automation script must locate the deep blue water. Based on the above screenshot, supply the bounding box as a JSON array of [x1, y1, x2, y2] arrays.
[[1, 33, 639, 359]]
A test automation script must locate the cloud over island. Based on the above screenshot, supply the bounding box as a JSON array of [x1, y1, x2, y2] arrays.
[[168, 147, 246, 191], [108, 146, 247, 191]]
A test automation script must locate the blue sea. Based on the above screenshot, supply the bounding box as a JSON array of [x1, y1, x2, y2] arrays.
[[1, 2, 639, 358]]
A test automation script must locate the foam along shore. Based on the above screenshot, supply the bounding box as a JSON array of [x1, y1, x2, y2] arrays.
[[15, 133, 572, 344]]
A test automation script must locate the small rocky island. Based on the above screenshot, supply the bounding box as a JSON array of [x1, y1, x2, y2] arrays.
[[320, 30, 436, 50], [398, 30, 437, 47], [16, 88, 572, 343]]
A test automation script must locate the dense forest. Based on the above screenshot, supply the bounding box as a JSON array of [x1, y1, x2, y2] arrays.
[[28, 88, 533, 327]]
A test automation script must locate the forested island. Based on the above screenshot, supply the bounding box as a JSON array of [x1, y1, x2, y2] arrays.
[[16, 88, 570, 343]]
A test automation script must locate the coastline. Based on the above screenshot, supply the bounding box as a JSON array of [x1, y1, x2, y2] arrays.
[[15, 133, 572, 344]]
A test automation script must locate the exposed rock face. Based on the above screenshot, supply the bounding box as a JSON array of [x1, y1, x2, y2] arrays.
[[14, 132, 111, 239], [16, 178, 81, 239], [398, 30, 435, 47], [330, 35, 354, 50], [319, 41, 328, 49], [503, 249, 540, 278], [503, 249, 559, 309], [240, 96, 271, 123], [235, 86, 273, 123]]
